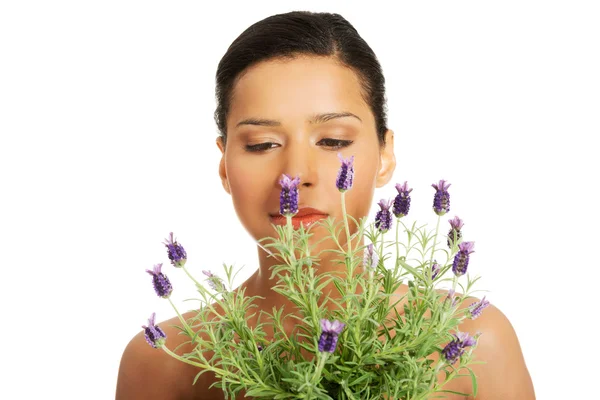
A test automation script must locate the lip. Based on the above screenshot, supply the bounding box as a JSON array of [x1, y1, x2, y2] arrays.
[[269, 207, 328, 230]]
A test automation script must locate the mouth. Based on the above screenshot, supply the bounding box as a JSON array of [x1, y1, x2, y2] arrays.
[[269, 207, 329, 230]]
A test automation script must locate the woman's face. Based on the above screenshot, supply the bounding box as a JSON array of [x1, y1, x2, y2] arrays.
[[217, 56, 395, 247]]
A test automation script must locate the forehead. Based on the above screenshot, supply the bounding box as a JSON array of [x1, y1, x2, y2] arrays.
[[227, 56, 373, 129]]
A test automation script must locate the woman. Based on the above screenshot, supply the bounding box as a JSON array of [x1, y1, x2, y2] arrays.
[[116, 11, 535, 399]]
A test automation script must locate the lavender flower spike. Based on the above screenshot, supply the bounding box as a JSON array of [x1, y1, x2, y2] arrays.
[[431, 260, 441, 280], [142, 312, 167, 349], [446, 289, 458, 307], [452, 241, 475, 276], [202, 269, 225, 292], [163, 232, 187, 268], [363, 243, 378, 270], [447, 216, 464, 248], [279, 174, 300, 216], [442, 331, 477, 364], [375, 199, 393, 233], [393, 181, 412, 218], [467, 296, 490, 320], [336, 153, 354, 192], [318, 319, 345, 353], [146, 263, 173, 298], [432, 179, 451, 216]]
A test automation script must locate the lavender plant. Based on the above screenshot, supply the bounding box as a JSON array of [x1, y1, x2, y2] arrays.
[[140, 155, 490, 399]]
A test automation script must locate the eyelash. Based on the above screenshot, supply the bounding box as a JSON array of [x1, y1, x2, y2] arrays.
[[245, 138, 354, 153]]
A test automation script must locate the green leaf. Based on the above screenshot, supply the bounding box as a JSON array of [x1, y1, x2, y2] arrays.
[[400, 261, 424, 280], [348, 371, 374, 386], [437, 389, 470, 396], [468, 367, 478, 396]]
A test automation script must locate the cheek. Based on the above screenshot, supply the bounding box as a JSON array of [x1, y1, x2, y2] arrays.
[[347, 156, 379, 214], [228, 164, 264, 206], [226, 159, 275, 237]]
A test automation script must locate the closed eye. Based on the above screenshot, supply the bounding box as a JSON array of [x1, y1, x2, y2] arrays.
[[317, 138, 354, 149], [245, 142, 280, 152], [245, 138, 353, 153]]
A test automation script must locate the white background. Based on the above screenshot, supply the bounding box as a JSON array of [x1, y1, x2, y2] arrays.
[[1, 1, 598, 398]]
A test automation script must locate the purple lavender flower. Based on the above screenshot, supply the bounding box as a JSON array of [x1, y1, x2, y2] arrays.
[[202, 270, 216, 279], [163, 232, 187, 268], [363, 243, 378, 270], [392, 181, 412, 218], [442, 332, 477, 364], [279, 174, 300, 216], [318, 319, 345, 353], [142, 312, 167, 349], [446, 289, 458, 307], [432, 180, 451, 216], [452, 241, 475, 276], [202, 269, 225, 292], [336, 153, 354, 192], [447, 216, 464, 248], [431, 260, 440, 280], [467, 296, 490, 320], [145, 263, 173, 298], [375, 199, 393, 233]]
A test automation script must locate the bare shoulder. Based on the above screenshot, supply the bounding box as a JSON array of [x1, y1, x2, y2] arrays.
[[115, 311, 225, 400], [458, 297, 536, 399]]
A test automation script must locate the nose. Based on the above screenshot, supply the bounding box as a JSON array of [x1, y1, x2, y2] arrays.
[[280, 141, 318, 189]]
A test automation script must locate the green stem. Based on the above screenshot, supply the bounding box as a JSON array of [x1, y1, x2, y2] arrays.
[[378, 231, 384, 271], [341, 191, 356, 321], [393, 217, 400, 277], [161, 346, 209, 369], [161, 346, 235, 379], [162, 346, 263, 389], [182, 266, 203, 289], [167, 297, 194, 337], [286, 215, 296, 263], [415, 360, 463, 400], [428, 215, 442, 278], [311, 352, 328, 385], [341, 192, 352, 254]]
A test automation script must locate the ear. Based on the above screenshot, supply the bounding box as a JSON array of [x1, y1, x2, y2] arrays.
[[375, 129, 396, 188], [216, 137, 231, 195]]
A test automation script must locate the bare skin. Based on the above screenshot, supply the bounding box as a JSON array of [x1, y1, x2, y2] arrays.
[[116, 56, 535, 399]]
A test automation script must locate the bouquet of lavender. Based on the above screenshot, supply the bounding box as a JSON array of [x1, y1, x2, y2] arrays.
[[141, 154, 490, 399]]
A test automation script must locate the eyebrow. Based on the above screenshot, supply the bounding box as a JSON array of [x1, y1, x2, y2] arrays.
[[235, 112, 362, 128]]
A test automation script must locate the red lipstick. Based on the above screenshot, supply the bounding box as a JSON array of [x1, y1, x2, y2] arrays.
[[270, 207, 328, 230]]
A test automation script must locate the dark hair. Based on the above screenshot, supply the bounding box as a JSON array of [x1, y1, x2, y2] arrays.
[[214, 11, 389, 146]]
